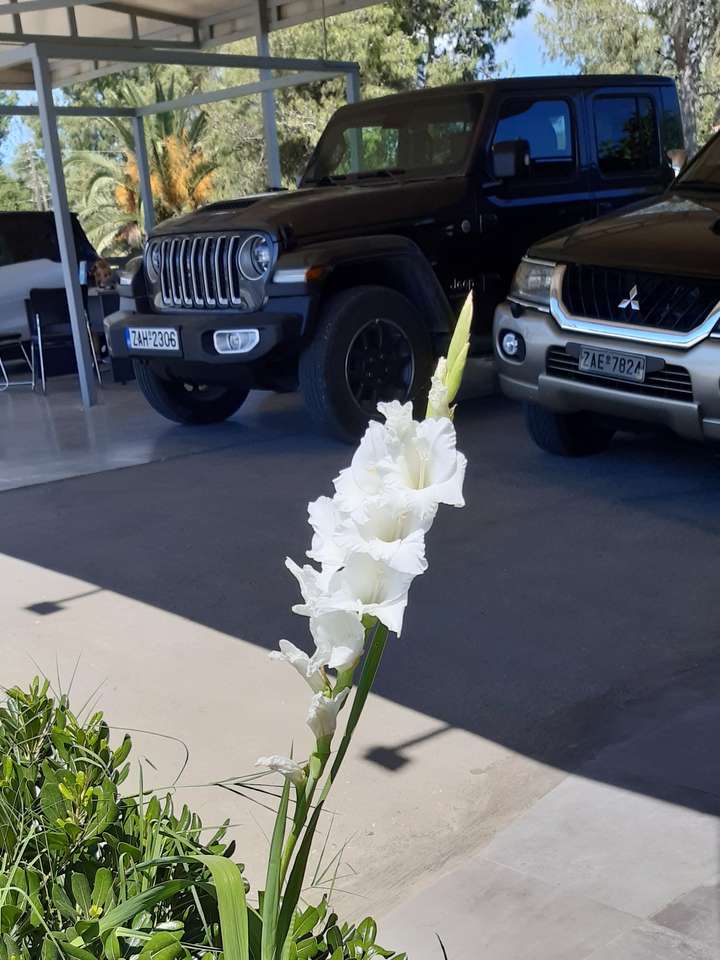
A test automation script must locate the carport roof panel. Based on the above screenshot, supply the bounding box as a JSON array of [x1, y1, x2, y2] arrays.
[[0, 0, 375, 88]]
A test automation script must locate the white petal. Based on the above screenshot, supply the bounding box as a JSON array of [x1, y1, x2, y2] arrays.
[[269, 639, 324, 692], [256, 755, 305, 786], [308, 610, 365, 673], [307, 496, 347, 569], [306, 688, 349, 739]]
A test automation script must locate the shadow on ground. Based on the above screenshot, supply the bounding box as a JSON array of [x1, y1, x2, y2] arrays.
[[3, 390, 720, 818]]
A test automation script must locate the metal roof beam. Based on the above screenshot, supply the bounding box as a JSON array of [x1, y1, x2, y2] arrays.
[[97, 2, 198, 29], [0, 32, 198, 48], [0, 0, 102, 15], [136, 68, 343, 115], [34, 39, 357, 73], [0, 101, 135, 115]]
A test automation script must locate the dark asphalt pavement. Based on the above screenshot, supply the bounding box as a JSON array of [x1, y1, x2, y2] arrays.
[[3, 391, 720, 808]]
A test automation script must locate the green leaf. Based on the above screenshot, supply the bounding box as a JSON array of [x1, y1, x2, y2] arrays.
[[99, 881, 190, 934], [138, 931, 185, 959], [92, 868, 113, 913], [102, 931, 121, 960], [59, 943, 97, 960], [193, 855, 248, 960], [71, 874, 92, 916], [262, 779, 290, 960], [52, 883, 76, 921]]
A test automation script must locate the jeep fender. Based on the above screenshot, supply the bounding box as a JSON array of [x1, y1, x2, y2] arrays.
[[268, 234, 455, 338]]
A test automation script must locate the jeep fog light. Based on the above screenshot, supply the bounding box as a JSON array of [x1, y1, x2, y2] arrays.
[[500, 329, 525, 361], [214, 329, 260, 354]]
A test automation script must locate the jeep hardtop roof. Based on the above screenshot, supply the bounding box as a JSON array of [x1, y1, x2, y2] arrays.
[[330, 74, 675, 119]]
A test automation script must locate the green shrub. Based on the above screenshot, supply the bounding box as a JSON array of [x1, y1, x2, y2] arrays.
[[0, 680, 404, 959]]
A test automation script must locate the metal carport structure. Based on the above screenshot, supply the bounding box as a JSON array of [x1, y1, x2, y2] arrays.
[[0, 0, 364, 407]]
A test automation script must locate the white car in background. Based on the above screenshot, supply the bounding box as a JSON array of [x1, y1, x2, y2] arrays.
[[0, 211, 98, 341]]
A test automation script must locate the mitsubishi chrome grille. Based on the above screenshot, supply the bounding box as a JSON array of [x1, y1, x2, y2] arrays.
[[562, 264, 720, 334], [149, 234, 268, 312]]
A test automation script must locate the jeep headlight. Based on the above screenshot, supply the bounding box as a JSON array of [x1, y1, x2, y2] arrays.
[[144, 242, 162, 282], [509, 258, 555, 310], [238, 234, 272, 281]]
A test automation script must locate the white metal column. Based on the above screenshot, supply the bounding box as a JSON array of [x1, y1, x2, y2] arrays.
[[256, 1, 281, 189], [132, 113, 155, 237], [32, 48, 97, 408], [345, 68, 360, 103]]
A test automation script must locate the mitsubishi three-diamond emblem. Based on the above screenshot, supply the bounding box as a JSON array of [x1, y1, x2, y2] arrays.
[[618, 284, 640, 311]]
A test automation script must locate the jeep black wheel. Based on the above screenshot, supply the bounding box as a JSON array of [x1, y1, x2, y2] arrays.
[[525, 402, 615, 456], [299, 285, 433, 442], [133, 360, 249, 425]]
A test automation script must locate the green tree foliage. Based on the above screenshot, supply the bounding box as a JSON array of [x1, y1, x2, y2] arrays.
[[389, 0, 530, 83], [537, 0, 720, 152]]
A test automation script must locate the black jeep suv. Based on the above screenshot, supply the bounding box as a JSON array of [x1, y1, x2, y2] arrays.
[[106, 74, 682, 440]]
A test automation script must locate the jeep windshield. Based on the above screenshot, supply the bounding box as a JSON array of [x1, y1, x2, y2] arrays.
[[302, 93, 482, 185]]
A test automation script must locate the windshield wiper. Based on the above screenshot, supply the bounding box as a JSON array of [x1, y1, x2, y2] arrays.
[[356, 167, 406, 183], [672, 179, 720, 192], [303, 173, 347, 186]]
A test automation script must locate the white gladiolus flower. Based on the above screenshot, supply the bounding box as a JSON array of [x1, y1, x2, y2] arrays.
[[256, 755, 306, 787], [382, 415, 466, 517], [269, 638, 324, 693], [307, 688, 349, 740], [309, 490, 431, 576], [336, 494, 431, 575], [308, 610, 365, 673], [288, 552, 415, 635], [333, 419, 391, 513], [307, 496, 347, 569]]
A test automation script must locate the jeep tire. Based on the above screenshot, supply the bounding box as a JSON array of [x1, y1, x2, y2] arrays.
[[299, 285, 434, 442], [133, 360, 249, 425], [525, 402, 615, 456]]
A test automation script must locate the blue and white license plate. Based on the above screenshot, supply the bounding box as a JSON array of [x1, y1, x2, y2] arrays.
[[578, 346, 646, 383], [125, 326, 180, 353]]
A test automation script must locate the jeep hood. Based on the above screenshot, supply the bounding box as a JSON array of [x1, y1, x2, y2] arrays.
[[530, 191, 720, 279], [150, 178, 467, 245]]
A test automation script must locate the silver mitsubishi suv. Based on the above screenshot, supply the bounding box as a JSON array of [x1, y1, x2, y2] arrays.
[[493, 131, 720, 455]]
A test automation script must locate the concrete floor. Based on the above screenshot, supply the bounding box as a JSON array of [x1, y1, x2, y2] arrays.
[[1, 377, 719, 955]]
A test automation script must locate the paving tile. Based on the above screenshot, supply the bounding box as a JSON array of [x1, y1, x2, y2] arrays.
[[379, 859, 635, 960], [587, 921, 716, 959], [653, 880, 720, 950], [484, 775, 719, 917]]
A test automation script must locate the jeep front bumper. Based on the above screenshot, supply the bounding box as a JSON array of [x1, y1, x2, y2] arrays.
[[104, 309, 300, 365], [493, 300, 720, 443]]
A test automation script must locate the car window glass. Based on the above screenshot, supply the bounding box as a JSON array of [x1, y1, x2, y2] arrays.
[[304, 96, 481, 181], [493, 98, 575, 178], [594, 96, 659, 174]]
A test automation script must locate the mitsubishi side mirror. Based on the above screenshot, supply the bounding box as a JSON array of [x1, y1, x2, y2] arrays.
[[667, 148, 688, 177], [492, 139, 531, 179]]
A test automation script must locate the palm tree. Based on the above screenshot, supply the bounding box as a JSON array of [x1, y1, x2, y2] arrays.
[[70, 75, 217, 254]]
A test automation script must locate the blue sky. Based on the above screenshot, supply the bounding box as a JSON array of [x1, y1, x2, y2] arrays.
[[496, 4, 570, 77]]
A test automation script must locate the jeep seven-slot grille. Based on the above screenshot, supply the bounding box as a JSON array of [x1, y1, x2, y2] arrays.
[[562, 264, 720, 333], [156, 235, 252, 311], [546, 347, 694, 402]]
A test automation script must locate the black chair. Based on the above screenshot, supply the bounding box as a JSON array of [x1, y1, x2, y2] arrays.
[[0, 334, 33, 391], [27, 288, 101, 393]]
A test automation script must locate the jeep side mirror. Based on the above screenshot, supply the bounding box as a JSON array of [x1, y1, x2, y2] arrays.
[[667, 148, 688, 177], [492, 139, 531, 179]]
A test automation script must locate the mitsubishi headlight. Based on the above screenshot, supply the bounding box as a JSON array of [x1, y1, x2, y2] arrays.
[[509, 257, 556, 311]]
